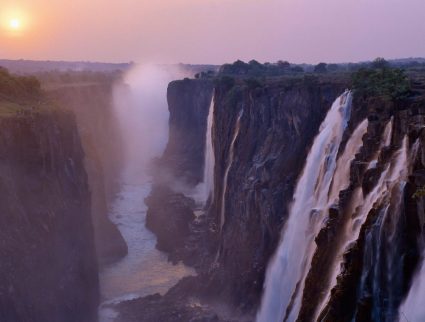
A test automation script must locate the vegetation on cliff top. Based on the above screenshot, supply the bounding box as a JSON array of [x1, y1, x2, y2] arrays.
[[0, 66, 57, 117], [351, 58, 411, 102], [0, 66, 41, 100]]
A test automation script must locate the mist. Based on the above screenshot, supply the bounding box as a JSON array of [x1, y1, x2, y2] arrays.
[[113, 64, 191, 183]]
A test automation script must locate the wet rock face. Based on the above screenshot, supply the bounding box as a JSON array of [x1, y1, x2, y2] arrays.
[[304, 94, 425, 322], [143, 79, 214, 265], [208, 78, 347, 310], [0, 110, 99, 322], [160, 78, 214, 185], [49, 83, 128, 265], [129, 72, 425, 322]]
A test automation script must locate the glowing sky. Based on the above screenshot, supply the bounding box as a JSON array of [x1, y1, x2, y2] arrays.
[[1, 0, 424, 64]]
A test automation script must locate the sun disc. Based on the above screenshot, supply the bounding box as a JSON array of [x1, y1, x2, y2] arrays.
[[9, 18, 21, 29]]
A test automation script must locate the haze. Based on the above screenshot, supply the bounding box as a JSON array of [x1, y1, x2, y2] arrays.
[[1, 0, 425, 64]]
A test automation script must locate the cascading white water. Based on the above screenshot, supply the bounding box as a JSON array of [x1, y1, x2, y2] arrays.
[[311, 118, 369, 319], [256, 91, 352, 322], [198, 94, 216, 204], [329, 119, 369, 203], [355, 181, 406, 321], [367, 118, 393, 170], [220, 109, 243, 231], [400, 254, 425, 322], [383, 116, 394, 148], [317, 137, 409, 320], [316, 118, 392, 318], [397, 139, 424, 322]]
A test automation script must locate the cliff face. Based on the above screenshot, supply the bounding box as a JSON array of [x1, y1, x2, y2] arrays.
[[159, 78, 214, 185], [0, 107, 99, 322], [208, 78, 347, 310], [125, 71, 425, 322], [145, 79, 214, 264], [48, 83, 127, 264], [307, 94, 425, 322]]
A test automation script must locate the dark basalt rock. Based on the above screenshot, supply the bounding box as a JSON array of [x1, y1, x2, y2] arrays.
[[308, 92, 425, 322], [120, 72, 425, 322], [114, 276, 249, 322], [207, 77, 347, 312], [145, 185, 196, 264], [48, 83, 128, 265], [159, 78, 214, 186], [0, 109, 99, 322]]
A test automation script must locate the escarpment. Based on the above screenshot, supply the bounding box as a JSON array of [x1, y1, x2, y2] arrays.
[[121, 67, 425, 322], [207, 77, 348, 310], [48, 82, 128, 264], [126, 75, 349, 321], [0, 105, 99, 322]]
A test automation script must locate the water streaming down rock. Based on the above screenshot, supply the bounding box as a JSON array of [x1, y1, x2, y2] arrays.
[[256, 91, 352, 322], [329, 119, 369, 203], [317, 137, 409, 321], [354, 182, 406, 321], [400, 252, 425, 322], [220, 109, 244, 231], [309, 118, 369, 320], [367, 118, 394, 171], [199, 94, 216, 204], [397, 139, 424, 322], [314, 118, 392, 319]]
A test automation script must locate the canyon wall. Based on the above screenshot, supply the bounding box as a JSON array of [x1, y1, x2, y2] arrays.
[[309, 93, 425, 322], [126, 70, 425, 322], [145, 78, 214, 264], [208, 77, 347, 311], [0, 106, 99, 322], [48, 82, 128, 264]]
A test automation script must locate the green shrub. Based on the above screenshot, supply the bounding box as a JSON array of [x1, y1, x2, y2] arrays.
[[0, 67, 41, 99], [352, 65, 410, 101]]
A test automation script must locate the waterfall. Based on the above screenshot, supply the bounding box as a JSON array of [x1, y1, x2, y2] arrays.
[[256, 91, 352, 322], [397, 140, 424, 322], [329, 118, 368, 203], [355, 181, 405, 321], [367, 118, 393, 170], [199, 94, 216, 204], [400, 253, 425, 322], [383, 116, 394, 148], [317, 137, 409, 320], [310, 118, 369, 319], [220, 109, 243, 232], [316, 118, 393, 318]]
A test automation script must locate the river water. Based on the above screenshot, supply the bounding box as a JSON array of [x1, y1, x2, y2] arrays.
[[98, 180, 196, 322]]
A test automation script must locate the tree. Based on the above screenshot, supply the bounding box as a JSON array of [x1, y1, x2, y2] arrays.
[[352, 67, 410, 101], [314, 63, 328, 73], [327, 64, 339, 72], [277, 60, 291, 69], [372, 57, 390, 70]]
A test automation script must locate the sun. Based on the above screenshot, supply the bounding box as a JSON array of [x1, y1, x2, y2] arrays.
[[9, 18, 21, 30]]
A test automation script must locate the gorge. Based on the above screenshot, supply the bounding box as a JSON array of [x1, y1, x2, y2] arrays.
[[2, 59, 425, 322]]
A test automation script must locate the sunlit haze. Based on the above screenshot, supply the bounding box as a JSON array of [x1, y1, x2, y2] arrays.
[[1, 0, 425, 64]]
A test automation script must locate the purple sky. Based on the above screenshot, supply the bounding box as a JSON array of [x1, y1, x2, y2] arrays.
[[1, 0, 424, 64]]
